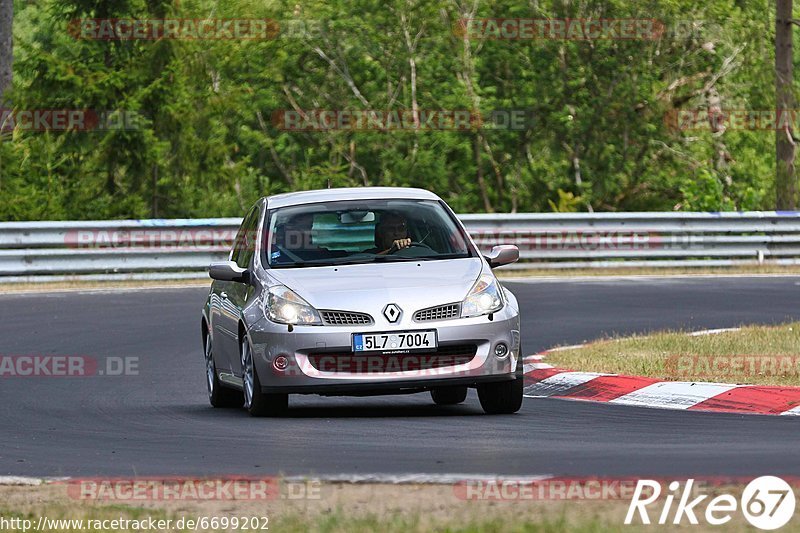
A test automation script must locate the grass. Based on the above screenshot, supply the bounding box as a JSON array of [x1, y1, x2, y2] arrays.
[[0, 278, 208, 293], [271, 510, 611, 533], [0, 482, 786, 533], [544, 323, 800, 386], [0, 504, 618, 533]]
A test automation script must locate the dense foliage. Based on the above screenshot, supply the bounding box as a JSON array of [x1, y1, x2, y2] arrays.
[[0, 0, 793, 220]]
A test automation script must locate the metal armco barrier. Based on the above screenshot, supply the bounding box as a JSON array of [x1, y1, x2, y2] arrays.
[[1, 212, 800, 280]]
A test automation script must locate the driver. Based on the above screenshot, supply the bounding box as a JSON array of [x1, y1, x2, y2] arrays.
[[372, 212, 412, 255]]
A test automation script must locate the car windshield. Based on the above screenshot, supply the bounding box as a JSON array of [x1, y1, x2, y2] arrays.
[[264, 199, 474, 268]]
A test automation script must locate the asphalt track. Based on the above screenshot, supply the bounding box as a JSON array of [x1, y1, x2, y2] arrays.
[[1, 276, 799, 479]]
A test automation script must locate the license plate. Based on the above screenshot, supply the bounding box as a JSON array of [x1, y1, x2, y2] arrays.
[[352, 330, 437, 354]]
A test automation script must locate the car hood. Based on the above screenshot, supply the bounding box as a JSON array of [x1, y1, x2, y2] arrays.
[[267, 257, 484, 315]]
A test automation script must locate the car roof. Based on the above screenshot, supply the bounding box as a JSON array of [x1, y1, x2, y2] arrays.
[[264, 187, 441, 209]]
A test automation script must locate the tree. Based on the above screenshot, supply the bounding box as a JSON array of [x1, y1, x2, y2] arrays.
[[0, 0, 11, 103], [0, 0, 790, 219], [776, 0, 797, 209]]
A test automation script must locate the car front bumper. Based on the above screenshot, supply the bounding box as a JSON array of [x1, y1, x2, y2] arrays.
[[247, 307, 521, 394]]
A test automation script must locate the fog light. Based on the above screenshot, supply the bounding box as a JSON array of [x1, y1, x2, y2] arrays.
[[273, 355, 289, 371], [494, 343, 509, 359]]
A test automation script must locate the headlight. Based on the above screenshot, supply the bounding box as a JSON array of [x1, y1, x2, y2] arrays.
[[264, 285, 322, 325], [461, 274, 504, 317]]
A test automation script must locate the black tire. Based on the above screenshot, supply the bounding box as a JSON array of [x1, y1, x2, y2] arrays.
[[248, 365, 288, 417], [477, 376, 523, 414], [430, 385, 468, 405], [241, 336, 288, 417], [204, 334, 243, 408]]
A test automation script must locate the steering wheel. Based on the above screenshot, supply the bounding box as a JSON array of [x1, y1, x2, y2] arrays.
[[405, 242, 434, 250], [273, 245, 304, 263], [392, 242, 436, 257]]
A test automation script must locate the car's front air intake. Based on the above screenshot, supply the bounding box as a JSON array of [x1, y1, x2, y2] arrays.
[[307, 344, 478, 373], [413, 303, 461, 322], [320, 310, 374, 326]]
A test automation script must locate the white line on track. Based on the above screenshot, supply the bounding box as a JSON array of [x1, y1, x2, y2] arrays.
[[0, 476, 69, 485], [1, 474, 557, 486], [283, 473, 555, 484], [541, 344, 586, 353], [0, 284, 207, 297], [688, 328, 742, 336], [501, 274, 800, 284], [523, 363, 553, 374]]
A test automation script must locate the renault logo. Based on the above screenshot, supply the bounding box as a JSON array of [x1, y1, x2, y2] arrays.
[[383, 303, 402, 323]]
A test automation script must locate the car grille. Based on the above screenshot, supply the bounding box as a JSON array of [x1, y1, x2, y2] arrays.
[[413, 303, 461, 322], [307, 344, 478, 373], [320, 310, 374, 326]]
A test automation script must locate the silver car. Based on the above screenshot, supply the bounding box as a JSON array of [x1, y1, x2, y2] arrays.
[[201, 187, 523, 416]]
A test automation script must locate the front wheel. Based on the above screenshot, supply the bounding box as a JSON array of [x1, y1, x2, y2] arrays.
[[430, 386, 468, 405], [477, 377, 523, 414], [241, 336, 288, 417]]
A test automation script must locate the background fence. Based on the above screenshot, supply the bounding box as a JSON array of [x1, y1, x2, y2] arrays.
[[2, 212, 800, 281]]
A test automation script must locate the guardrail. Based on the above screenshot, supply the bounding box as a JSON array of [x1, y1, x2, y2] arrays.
[[1, 212, 800, 281]]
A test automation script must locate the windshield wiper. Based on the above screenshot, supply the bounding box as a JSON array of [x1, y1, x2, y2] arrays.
[[273, 257, 383, 268], [271, 254, 464, 268], [379, 256, 437, 262]]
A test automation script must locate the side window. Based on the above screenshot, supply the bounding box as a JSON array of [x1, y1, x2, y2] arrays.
[[231, 206, 260, 269]]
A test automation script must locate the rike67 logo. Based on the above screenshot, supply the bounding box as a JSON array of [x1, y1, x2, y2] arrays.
[[625, 476, 796, 530]]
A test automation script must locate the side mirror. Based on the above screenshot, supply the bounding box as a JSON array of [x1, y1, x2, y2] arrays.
[[485, 245, 519, 268], [209, 261, 250, 284]]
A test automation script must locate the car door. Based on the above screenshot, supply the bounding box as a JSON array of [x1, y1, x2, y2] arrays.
[[226, 206, 262, 377], [213, 205, 260, 375]]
